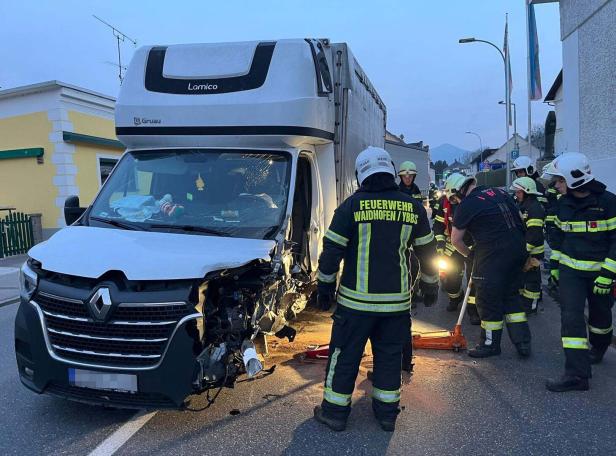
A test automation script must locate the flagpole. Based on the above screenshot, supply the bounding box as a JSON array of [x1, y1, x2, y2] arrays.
[[525, 0, 532, 158], [505, 13, 512, 188]]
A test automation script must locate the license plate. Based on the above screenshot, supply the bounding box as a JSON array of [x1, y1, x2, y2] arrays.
[[68, 368, 138, 392]]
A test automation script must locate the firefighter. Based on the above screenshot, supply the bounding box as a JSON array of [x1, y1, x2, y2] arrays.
[[398, 160, 423, 306], [398, 161, 423, 201], [313, 147, 438, 432], [511, 156, 548, 208], [542, 152, 616, 392], [450, 177, 532, 358], [433, 173, 480, 324], [543, 168, 562, 258], [428, 181, 439, 212], [510, 177, 546, 314]]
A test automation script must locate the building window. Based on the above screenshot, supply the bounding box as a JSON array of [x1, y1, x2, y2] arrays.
[[99, 157, 119, 186]]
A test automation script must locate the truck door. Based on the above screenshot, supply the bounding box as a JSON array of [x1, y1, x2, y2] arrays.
[[290, 153, 323, 273]]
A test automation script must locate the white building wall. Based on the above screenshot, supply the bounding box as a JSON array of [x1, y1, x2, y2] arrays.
[[559, 0, 616, 191], [552, 85, 565, 155], [490, 135, 541, 165], [560, 31, 580, 154]]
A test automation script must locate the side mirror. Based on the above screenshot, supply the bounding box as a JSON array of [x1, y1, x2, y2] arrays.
[[64, 195, 86, 226]]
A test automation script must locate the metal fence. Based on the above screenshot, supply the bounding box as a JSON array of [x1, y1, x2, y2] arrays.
[[0, 211, 35, 258]]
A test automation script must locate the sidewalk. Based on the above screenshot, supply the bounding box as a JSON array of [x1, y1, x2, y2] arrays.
[[0, 254, 26, 306]]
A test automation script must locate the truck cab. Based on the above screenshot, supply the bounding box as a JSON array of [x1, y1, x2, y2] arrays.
[[15, 39, 385, 408]]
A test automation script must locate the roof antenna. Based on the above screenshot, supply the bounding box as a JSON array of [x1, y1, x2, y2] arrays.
[[93, 15, 137, 83]]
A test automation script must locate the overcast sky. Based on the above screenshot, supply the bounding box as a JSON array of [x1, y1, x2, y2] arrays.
[[1, 0, 562, 151]]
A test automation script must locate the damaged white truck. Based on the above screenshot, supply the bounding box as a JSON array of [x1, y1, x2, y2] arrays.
[[15, 38, 386, 408]]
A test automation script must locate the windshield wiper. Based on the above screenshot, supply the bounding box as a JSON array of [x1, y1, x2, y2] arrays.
[[149, 224, 229, 237], [89, 216, 150, 231]]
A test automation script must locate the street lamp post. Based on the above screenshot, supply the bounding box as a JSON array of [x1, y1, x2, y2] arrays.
[[465, 131, 484, 171], [459, 37, 512, 187]]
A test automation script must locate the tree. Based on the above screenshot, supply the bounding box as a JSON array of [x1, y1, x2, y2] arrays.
[[527, 124, 545, 152], [460, 149, 478, 164], [433, 160, 448, 182]]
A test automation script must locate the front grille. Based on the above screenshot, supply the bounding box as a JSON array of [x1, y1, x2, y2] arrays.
[[36, 293, 88, 318], [34, 292, 195, 369], [46, 382, 179, 409]]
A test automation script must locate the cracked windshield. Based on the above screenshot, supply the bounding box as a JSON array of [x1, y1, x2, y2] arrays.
[[89, 150, 290, 239]]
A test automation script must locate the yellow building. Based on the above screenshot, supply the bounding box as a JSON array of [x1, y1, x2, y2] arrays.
[[0, 81, 124, 238]]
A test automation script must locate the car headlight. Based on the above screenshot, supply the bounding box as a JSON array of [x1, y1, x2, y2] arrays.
[[20, 261, 38, 301]]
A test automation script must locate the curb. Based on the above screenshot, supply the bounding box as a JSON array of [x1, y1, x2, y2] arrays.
[[0, 267, 19, 277]]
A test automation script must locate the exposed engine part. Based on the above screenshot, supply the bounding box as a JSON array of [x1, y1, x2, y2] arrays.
[[275, 325, 297, 342], [194, 344, 227, 388], [241, 339, 263, 377], [192, 258, 309, 394]]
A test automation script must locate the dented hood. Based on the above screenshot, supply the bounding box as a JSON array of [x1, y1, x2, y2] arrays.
[[29, 226, 275, 280]]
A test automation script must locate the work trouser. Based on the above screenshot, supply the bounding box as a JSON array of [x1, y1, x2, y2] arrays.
[[321, 308, 408, 422], [442, 249, 465, 303], [520, 258, 542, 313], [441, 249, 478, 317], [559, 267, 614, 378], [472, 238, 531, 348], [464, 256, 479, 319]]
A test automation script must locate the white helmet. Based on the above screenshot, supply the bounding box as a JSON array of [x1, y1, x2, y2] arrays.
[[511, 156, 535, 175], [542, 152, 594, 189], [355, 146, 395, 185]]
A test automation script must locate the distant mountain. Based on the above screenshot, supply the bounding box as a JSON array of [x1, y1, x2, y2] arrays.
[[430, 143, 470, 165]]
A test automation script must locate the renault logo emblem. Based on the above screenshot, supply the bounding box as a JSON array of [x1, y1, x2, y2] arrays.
[[88, 288, 112, 321]]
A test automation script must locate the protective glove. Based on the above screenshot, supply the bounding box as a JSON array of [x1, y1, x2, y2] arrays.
[[420, 282, 439, 307], [593, 276, 614, 295], [317, 290, 335, 311], [549, 268, 560, 286], [436, 240, 445, 255]]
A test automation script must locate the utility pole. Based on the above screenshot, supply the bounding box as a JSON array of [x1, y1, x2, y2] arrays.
[[94, 15, 137, 83]]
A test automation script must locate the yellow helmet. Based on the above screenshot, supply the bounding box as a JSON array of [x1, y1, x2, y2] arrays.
[[445, 173, 476, 198], [510, 177, 542, 195], [398, 161, 417, 176]]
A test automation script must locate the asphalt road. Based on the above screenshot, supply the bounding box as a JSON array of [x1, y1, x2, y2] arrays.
[[1, 280, 615, 455]]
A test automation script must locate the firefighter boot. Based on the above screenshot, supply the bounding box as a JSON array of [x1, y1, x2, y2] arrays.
[[313, 406, 347, 432], [468, 328, 502, 358], [446, 295, 463, 312], [467, 304, 481, 326], [377, 418, 396, 432], [515, 342, 531, 358], [589, 346, 606, 365], [545, 375, 589, 392]]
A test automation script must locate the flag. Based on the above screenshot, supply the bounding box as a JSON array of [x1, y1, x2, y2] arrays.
[[528, 2, 543, 100], [503, 16, 513, 125]]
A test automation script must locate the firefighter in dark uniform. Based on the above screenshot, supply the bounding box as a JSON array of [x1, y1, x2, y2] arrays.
[[450, 177, 532, 358], [543, 173, 562, 254], [428, 181, 439, 213], [398, 161, 423, 201], [542, 153, 616, 392], [511, 156, 548, 208], [398, 160, 423, 306], [510, 177, 546, 314], [433, 173, 480, 324], [313, 147, 438, 432]]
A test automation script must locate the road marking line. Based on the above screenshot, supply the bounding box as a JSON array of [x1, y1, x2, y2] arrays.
[[88, 410, 157, 456], [0, 297, 19, 308]]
